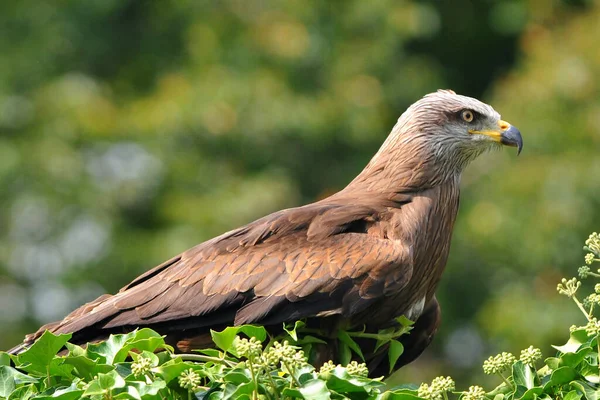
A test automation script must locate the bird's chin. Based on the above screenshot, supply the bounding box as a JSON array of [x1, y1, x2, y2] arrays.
[[471, 136, 504, 154], [488, 141, 504, 152], [457, 141, 501, 169]]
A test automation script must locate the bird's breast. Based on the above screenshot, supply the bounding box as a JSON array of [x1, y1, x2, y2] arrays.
[[374, 182, 460, 323]]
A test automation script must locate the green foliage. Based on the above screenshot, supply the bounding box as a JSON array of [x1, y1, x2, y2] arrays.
[[1, 0, 599, 386], [5, 233, 600, 399], [0, 315, 415, 399], [0, 325, 406, 400], [408, 232, 600, 400]]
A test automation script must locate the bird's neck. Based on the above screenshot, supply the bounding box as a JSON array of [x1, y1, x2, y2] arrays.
[[344, 139, 460, 199]]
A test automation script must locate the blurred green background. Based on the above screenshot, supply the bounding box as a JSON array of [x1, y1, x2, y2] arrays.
[[1, 0, 599, 387]]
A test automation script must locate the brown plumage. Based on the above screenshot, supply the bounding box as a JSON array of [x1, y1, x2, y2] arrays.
[[8, 90, 522, 376]]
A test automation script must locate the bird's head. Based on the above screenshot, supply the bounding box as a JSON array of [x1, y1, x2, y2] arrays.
[[419, 89, 522, 152], [386, 89, 523, 175], [356, 90, 523, 190]]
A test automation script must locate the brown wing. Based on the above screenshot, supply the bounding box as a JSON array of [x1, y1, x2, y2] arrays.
[[19, 199, 414, 348]]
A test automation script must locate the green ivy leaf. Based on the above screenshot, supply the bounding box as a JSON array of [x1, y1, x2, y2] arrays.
[[0, 365, 38, 392], [34, 382, 84, 400], [545, 366, 578, 388], [64, 343, 86, 357], [130, 350, 159, 368], [125, 379, 167, 397], [295, 364, 317, 385], [7, 383, 37, 400], [381, 391, 422, 400], [0, 366, 16, 398], [519, 387, 544, 400], [13, 353, 75, 381], [84, 370, 126, 396], [545, 357, 561, 370], [115, 362, 133, 378], [85, 329, 171, 365], [112, 391, 138, 400], [220, 381, 256, 400], [553, 329, 590, 354], [210, 328, 239, 354], [193, 349, 222, 357], [337, 331, 364, 361], [113, 329, 171, 363], [238, 325, 267, 341], [284, 321, 306, 341], [87, 331, 139, 364], [296, 335, 327, 345], [283, 379, 331, 399], [487, 382, 513, 398], [374, 329, 395, 353], [62, 353, 113, 381], [50, 357, 77, 380], [338, 342, 351, 366], [153, 358, 198, 384], [210, 325, 267, 353], [222, 368, 252, 384], [512, 361, 535, 389], [570, 380, 600, 400], [580, 360, 600, 384], [13, 331, 71, 374], [324, 366, 384, 394], [388, 340, 404, 374], [561, 346, 592, 368], [395, 316, 415, 328], [564, 390, 583, 400], [0, 353, 10, 367]]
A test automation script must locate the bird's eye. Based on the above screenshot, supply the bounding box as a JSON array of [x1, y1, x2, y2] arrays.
[[461, 110, 474, 123]]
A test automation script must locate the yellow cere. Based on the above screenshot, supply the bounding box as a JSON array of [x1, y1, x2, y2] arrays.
[[468, 119, 512, 142]]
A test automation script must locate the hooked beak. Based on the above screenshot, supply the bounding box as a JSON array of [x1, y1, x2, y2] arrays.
[[469, 120, 523, 155]]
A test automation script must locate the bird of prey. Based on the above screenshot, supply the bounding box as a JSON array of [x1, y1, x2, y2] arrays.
[[9, 90, 522, 376]]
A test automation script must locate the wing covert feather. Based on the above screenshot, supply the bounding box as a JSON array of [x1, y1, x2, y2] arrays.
[[34, 201, 415, 342]]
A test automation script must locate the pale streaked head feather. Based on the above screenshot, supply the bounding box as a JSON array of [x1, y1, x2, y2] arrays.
[[354, 90, 506, 191]]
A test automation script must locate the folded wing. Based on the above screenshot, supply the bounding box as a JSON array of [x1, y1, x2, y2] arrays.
[[20, 200, 414, 349]]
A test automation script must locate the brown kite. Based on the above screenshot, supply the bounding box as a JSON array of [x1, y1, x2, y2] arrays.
[[9, 90, 522, 376]]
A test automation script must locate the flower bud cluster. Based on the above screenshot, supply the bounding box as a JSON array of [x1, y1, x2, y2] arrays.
[[318, 360, 336, 375], [585, 253, 596, 265], [264, 340, 307, 372], [235, 337, 263, 359], [585, 232, 600, 255], [557, 278, 581, 298], [483, 352, 516, 375], [584, 318, 600, 336], [519, 346, 542, 366], [266, 341, 297, 363], [417, 376, 455, 400], [584, 294, 600, 308], [345, 361, 369, 377], [462, 385, 486, 400], [178, 368, 201, 391], [131, 356, 153, 377], [317, 360, 368, 377]]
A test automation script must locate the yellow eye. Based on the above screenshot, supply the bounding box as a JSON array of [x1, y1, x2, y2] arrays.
[[461, 110, 474, 122]]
